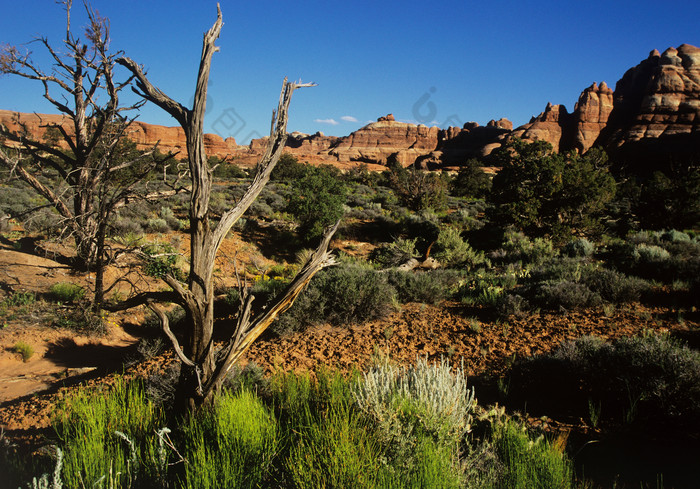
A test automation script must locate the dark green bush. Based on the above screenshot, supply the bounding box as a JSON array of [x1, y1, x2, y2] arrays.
[[271, 152, 306, 181], [287, 165, 347, 242], [509, 334, 700, 432], [495, 293, 531, 319], [385, 163, 448, 212], [562, 237, 595, 258], [211, 158, 248, 179], [450, 158, 492, 199]]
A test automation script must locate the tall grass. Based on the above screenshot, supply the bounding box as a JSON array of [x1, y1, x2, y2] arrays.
[[179, 389, 279, 489], [52, 378, 164, 488], [492, 420, 573, 489], [13, 363, 586, 488]]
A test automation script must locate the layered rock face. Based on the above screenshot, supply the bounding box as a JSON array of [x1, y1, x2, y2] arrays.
[[327, 116, 439, 166], [0, 110, 237, 159], [3, 44, 699, 172], [574, 81, 614, 152], [601, 44, 700, 146], [234, 114, 510, 170], [511, 82, 614, 153], [512, 44, 699, 163]]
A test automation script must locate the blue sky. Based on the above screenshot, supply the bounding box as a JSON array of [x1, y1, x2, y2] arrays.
[[1, 1, 699, 144]]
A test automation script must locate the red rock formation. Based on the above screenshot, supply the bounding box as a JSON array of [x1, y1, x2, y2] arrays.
[[327, 115, 439, 166], [5, 44, 699, 173], [0, 109, 238, 159], [603, 44, 700, 146], [508, 82, 613, 153], [511, 103, 570, 152], [573, 81, 614, 152]]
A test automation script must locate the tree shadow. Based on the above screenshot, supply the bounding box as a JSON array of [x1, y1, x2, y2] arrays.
[[0, 235, 76, 268], [44, 337, 138, 370]]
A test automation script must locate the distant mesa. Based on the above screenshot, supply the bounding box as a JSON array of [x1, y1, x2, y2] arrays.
[[2, 44, 699, 172]]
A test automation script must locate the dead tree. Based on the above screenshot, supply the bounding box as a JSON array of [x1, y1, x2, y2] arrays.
[[0, 2, 174, 306], [116, 5, 337, 410]]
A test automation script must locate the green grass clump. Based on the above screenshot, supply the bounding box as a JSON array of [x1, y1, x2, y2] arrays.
[[13, 341, 34, 362], [286, 394, 386, 488], [52, 378, 164, 488], [492, 420, 573, 489], [49, 282, 85, 303], [3, 291, 36, 307], [180, 389, 279, 489]]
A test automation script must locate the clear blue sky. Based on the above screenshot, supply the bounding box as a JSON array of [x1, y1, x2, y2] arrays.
[[1, 1, 699, 143]]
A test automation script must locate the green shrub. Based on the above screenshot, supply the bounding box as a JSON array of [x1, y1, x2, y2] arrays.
[[52, 378, 164, 488], [272, 265, 396, 335], [633, 243, 670, 265], [536, 281, 601, 311], [271, 152, 307, 181], [432, 226, 490, 270], [372, 237, 418, 268], [2, 291, 36, 307], [385, 163, 448, 212], [23, 207, 63, 235], [111, 216, 144, 236], [451, 158, 492, 199], [287, 165, 347, 242], [488, 139, 615, 240], [495, 293, 531, 319], [159, 206, 181, 230], [49, 282, 85, 303], [660, 229, 691, 243], [354, 357, 475, 487], [142, 242, 185, 280], [13, 341, 34, 362], [145, 217, 170, 233], [354, 356, 476, 460], [580, 267, 650, 304], [497, 230, 556, 266], [457, 271, 519, 307], [212, 159, 248, 179]]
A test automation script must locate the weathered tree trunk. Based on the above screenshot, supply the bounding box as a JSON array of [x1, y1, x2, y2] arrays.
[[119, 5, 331, 411]]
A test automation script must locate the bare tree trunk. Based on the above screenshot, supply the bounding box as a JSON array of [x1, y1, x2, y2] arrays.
[[119, 5, 329, 411]]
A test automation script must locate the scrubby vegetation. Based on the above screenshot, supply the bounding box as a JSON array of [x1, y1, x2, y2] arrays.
[[3, 129, 700, 487], [4, 359, 581, 489]]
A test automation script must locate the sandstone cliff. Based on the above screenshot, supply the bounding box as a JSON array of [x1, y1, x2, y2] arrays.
[[0, 109, 238, 159], [510, 82, 614, 153], [3, 44, 699, 172]]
